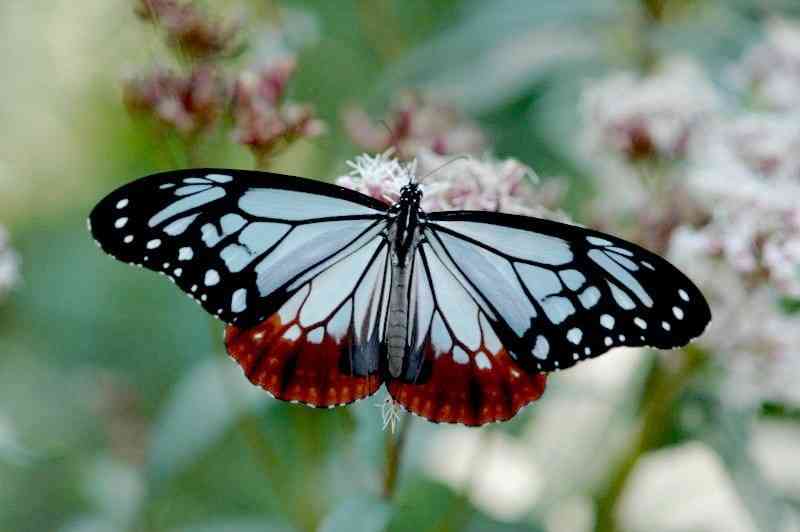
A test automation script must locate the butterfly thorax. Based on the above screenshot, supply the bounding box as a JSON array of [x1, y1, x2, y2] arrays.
[[389, 183, 424, 267], [386, 183, 424, 377]]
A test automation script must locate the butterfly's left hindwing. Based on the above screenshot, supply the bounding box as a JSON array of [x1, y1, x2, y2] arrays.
[[424, 211, 711, 373], [89, 169, 388, 328], [225, 237, 391, 407]]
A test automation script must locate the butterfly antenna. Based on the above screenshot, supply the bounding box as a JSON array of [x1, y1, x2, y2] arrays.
[[419, 155, 469, 182]]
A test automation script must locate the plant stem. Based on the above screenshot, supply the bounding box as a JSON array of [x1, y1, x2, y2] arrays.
[[594, 345, 706, 532], [383, 413, 412, 499]]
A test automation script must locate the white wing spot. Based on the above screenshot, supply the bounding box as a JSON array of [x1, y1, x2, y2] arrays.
[[578, 286, 601, 309], [204, 269, 220, 286], [191, 284, 197, 292], [178, 247, 194, 261], [584, 347, 591, 355], [453, 346, 469, 365], [123, 235, 134, 244], [587, 236, 612, 246], [567, 328, 583, 345], [206, 173, 233, 183], [231, 288, 247, 313], [600, 314, 615, 329], [201, 294, 208, 301], [560, 269, 586, 291], [541, 296, 575, 325], [164, 214, 200, 236], [532, 335, 549, 360], [573, 353, 579, 360], [162, 262, 170, 269], [662, 321, 671, 331], [307, 327, 324, 344], [283, 325, 301, 341], [475, 352, 492, 370], [279, 285, 310, 323], [673, 306, 684, 320], [114, 217, 128, 229], [679, 289, 690, 302], [116, 198, 129, 209], [607, 251, 639, 271], [479, 313, 502, 355], [608, 246, 633, 257], [608, 281, 636, 310], [175, 184, 212, 196], [619, 334, 626, 341], [174, 268, 182, 277], [159, 183, 174, 189], [642, 261, 655, 270], [146, 239, 161, 249], [634, 317, 647, 329], [605, 337, 613, 346]]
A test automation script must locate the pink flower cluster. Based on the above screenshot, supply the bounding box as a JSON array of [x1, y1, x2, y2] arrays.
[[123, 65, 226, 137], [134, 0, 240, 60], [231, 58, 326, 163], [343, 91, 487, 159], [122, 1, 323, 163]]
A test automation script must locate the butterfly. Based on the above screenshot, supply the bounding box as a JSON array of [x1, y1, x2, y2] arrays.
[[88, 168, 711, 426]]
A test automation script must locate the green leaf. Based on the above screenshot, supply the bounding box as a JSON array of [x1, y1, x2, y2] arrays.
[[317, 495, 391, 532], [779, 296, 800, 315], [388, 476, 472, 532], [380, 0, 617, 113], [147, 356, 269, 483]]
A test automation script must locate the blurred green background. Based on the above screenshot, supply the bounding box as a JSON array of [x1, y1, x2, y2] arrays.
[[2, 1, 800, 532]]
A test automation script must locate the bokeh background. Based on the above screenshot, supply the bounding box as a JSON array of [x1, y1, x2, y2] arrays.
[[1, 1, 800, 531]]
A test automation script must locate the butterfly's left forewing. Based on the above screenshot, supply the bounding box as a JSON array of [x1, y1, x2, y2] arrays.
[[89, 169, 388, 328]]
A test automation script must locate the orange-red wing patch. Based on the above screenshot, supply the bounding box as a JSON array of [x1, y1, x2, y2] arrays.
[[225, 313, 383, 408], [387, 342, 546, 426]]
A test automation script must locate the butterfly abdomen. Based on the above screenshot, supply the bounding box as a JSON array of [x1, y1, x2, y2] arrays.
[[387, 260, 410, 377]]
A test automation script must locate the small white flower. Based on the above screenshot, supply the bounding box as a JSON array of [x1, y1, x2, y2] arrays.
[[337, 150, 569, 222], [336, 150, 416, 204], [376, 396, 403, 433]]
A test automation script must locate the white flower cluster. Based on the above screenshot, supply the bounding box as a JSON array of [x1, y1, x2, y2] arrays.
[[336, 150, 567, 222], [336, 150, 417, 204], [683, 113, 800, 298], [581, 57, 721, 163], [579, 57, 721, 217], [730, 18, 800, 111], [0, 225, 19, 302], [581, 23, 800, 407]]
